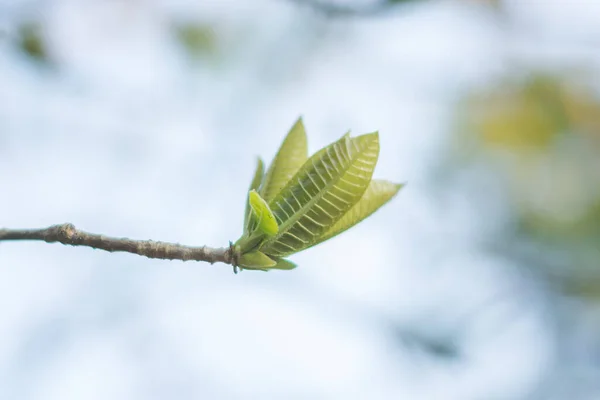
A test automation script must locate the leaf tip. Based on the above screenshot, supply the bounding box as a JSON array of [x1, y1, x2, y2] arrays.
[[270, 258, 298, 270], [249, 190, 279, 236], [392, 181, 406, 193], [351, 130, 379, 143], [364, 130, 380, 139]]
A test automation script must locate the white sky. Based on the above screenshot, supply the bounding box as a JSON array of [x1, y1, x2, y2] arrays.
[[1, 0, 599, 399]]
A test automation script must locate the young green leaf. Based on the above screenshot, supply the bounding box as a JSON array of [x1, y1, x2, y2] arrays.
[[261, 132, 380, 257], [269, 258, 298, 270], [238, 250, 277, 269], [312, 180, 404, 246], [249, 157, 265, 191], [244, 157, 265, 233], [260, 117, 308, 202], [249, 190, 279, 236]]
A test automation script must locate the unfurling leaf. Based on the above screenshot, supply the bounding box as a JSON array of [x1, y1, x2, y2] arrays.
[[249, 190, 279, 236], [249, 157, 265, 191], [238, 251, 277, 269], [244, 157, 265, 232], [314, 180, 404, 245], [260, 117, 308, 202], [261, 132, 379, 257]]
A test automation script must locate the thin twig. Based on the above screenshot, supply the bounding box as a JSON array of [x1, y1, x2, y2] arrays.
[[0, 223, 236, 266]]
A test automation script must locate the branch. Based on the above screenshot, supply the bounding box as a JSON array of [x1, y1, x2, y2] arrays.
[[287, 0, 415, 18], [0, 223, 236, 267]]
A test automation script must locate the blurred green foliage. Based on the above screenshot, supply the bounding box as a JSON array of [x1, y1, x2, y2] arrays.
[[17, 21, 49, 64], [173, 22, 218, 61], [453, 70, 600, 299]]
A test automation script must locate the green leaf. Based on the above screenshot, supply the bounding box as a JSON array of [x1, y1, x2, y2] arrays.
[[269, 258, 298, 270], [238, 250, 277, 269], [313, 180, 403, 246], [260, 117, 308, 202], [262, 132, 380, 257], [249, 190, 279, 236], [249, 157, 265, 191], [244, 157, 265, 233]]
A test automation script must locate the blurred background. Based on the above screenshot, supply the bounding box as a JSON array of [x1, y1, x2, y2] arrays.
[[1, 0, 599, 399]]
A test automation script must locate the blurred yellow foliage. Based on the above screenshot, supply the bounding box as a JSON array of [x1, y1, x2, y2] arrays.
[[464, 73, 600, 153], [456, 70, 600, 299]]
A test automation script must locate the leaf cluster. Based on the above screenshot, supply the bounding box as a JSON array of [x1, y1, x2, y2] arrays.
[[233, 118, 403, 272]]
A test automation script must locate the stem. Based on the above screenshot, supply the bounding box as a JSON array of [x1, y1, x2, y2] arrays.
[[0, 223, 236, 266]]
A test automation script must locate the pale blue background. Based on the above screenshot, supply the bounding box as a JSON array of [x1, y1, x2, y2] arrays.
[[1, 1, 599, 399]]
